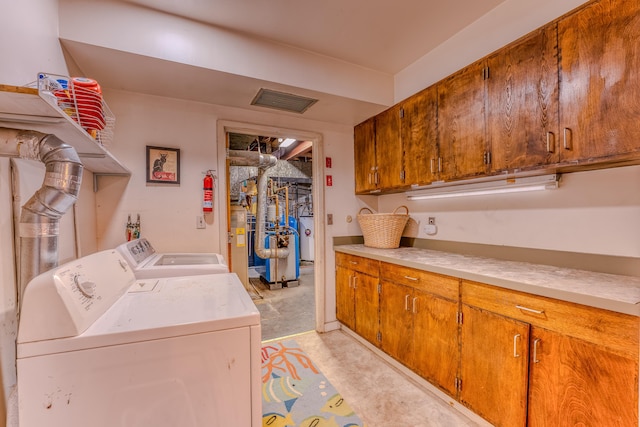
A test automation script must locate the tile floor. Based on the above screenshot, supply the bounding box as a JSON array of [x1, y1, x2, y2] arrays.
[[292, 330, 485, 427], [249, 264, 488, 427]]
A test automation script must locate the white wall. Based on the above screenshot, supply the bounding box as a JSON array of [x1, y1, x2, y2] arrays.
[[379, 166, 640, 258], [96, 90, 356, 251]]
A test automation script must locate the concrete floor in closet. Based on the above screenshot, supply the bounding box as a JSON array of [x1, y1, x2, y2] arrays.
[[248, 264, 486, 427]]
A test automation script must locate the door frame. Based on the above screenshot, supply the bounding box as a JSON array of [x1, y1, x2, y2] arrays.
[[216, 120, 326, 334]]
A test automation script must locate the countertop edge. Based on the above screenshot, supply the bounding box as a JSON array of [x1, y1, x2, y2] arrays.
[[334, 246, 640, 317]]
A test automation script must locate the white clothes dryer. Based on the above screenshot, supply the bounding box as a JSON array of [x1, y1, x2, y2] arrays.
[[17, 249, 261, 427], [116, 237, 229, 279]]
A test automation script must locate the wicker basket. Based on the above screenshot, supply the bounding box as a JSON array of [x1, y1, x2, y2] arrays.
[[357, 206, 410, 249]]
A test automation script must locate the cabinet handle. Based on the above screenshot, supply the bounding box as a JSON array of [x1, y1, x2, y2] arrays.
[[403, 275, 418, 281], [515, 305, 545, 315], [349, 261, 358, 265], [353, 276, 358, 289], [438, 157, 442, 173], [563, 128, 572, 150], [430, 158, 435, 174], [412, 297, 418, 314], [513, 333, 521, 358], [404, 294, 410, 311], [374, 171, 379, 185], [533, 338, 541, 363], [546, 131, 555, 153]]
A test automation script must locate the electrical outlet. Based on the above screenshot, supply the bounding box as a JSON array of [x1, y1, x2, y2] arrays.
[[196, 216, 206, 229], [327, 213, 333, 225], [428, 217, 436, 225]]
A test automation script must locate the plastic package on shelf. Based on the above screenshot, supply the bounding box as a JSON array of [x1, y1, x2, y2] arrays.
[[36, 72, 115, 146]]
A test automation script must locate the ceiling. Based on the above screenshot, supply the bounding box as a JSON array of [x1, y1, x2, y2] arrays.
[[61, 0, 508, 125], [117, 0, 506, 75], [229, 133, 312, 161]]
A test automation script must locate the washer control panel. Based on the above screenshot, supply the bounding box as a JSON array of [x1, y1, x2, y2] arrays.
[[18, 250, 136, 343]]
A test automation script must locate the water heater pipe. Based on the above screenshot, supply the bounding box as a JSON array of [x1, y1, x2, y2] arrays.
[[0, 128, 83, 301], [228, 149, 288, 259]]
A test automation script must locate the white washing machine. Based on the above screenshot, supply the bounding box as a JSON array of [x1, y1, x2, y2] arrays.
[[116, 237, 229, 279], [17, 249, 261, 427]]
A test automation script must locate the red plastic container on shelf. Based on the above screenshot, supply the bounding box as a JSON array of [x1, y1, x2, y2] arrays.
[[70, 77, 105, 131]]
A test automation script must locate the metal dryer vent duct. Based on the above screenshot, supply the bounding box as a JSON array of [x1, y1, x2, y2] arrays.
[[228, 149, 288, 259], [0, 128, 83, 302]]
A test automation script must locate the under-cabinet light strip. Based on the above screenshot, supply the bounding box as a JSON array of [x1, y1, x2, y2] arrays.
[[406, 174, 559, 201]]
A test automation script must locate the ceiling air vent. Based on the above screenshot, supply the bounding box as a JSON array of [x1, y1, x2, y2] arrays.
[[251, 88, 318, 114]]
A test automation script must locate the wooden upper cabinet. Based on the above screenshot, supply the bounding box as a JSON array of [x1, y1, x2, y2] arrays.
[[401, 85, 438, 186], [438, 61, 489, 182], [487, 26, 560, 172], [375, 104, 404, 190], [354, 118, 377, 194], [558, 0, 640, 163]]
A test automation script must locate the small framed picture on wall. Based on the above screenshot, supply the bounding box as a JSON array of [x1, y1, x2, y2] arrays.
[[146, 145, 180, 184]]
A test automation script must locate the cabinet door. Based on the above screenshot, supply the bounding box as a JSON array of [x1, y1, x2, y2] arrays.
[[375, 104, 404, 190], [354, 118, 377, 194], [487, 26, 560, 172], [460, 304, 529, 427], [438, 61, 489, 182], [379, 280, 414, 363], [401, 86, 438, 186], [335, 265, 355, 330], [528, 327, 639, 426], [412, 289, 459, 397], [354, 272, 380, 346], [558, 0, 640, 162]]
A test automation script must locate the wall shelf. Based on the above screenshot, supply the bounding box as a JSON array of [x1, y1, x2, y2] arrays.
[[0, 84, 130, 175]]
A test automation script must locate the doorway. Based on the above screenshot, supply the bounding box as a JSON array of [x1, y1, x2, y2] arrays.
[[217, 122, 324, 342]]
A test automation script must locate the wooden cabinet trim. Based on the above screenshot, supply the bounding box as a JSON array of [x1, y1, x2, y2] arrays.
[[336, 252, 380, 276], [380, 261, 459, 301]]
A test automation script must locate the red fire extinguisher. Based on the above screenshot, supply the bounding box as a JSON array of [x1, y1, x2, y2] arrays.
[[203, 172, 214, 212]]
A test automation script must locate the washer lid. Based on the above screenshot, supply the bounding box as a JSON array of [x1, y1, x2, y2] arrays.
[[17, 272, 260, 358]]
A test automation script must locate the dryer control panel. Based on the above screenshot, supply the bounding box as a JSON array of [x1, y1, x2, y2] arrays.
[[18, 250, 136, 343]]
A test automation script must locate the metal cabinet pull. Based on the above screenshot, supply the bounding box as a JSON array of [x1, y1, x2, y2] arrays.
[[516, 305, 545, 314], [403, 275, 418, 281], [546, 131, 555, 153], [438, 157, 442, 172], [563, 128, 572, 150], [353, 276, 358, 289], [404, 294, 410, 311], [412, 297, 418, 314], [430, 158, 435, 174], [513, 334, 521, 358], [533, 338, 541, 363]]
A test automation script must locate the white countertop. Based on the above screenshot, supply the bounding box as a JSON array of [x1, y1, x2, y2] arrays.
[[335, 244, 640, 316]]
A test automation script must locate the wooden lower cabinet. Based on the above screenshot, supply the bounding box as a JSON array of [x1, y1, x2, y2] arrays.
[[335, 253, 380, 346], [336, 253, 639, 426], [461, 280, 639, 427], [459, 304, 530, 427], [379, 263, 459, 396], [528, 327, 638, 427]]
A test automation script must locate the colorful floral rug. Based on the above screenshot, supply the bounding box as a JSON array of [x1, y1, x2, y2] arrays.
[[261, 339, 366, 427]]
